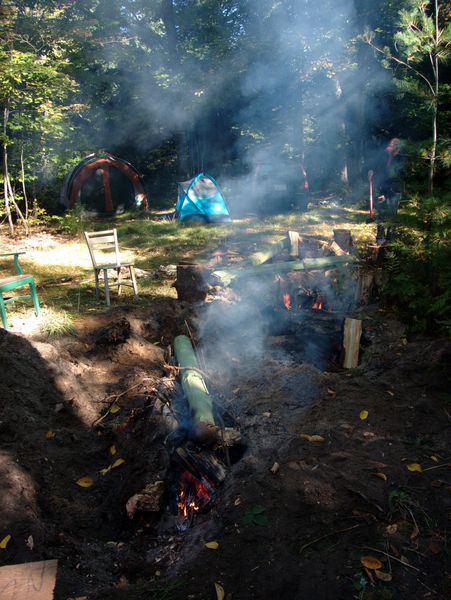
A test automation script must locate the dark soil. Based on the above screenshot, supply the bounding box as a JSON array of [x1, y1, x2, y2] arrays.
[[1, 299, 450, 600]]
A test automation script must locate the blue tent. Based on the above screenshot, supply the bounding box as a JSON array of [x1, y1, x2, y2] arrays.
[[176, 173, 231, 223]]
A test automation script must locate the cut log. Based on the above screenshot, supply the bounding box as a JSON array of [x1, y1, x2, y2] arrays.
[[0, 560, 58, 600], [174, 261, 208, 302], [173, 335, 217, 445], [212, 255, 354, 286], [333, 229, 354, 252], [288, 231, 301, 257], [342, 317, 362, 368]]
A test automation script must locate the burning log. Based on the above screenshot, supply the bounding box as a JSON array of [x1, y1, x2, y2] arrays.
[[212, 255, 354, 286], [173, 335, 218, 445]]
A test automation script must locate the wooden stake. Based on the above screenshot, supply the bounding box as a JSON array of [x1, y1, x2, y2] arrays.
[[287, 231, 300, 257], [343, 317, 362, 368]]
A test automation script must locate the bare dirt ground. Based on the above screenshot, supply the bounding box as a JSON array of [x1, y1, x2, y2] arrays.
[[0, 234, 450, 600]]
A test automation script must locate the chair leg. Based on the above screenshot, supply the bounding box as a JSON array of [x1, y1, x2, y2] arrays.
[[0, 295, 9, 330], [129, 266, 138, 300], [94, 270, 100, 299], [29, 278, 40, 316], [116, 267, 122, 296], [103, 269, 111, 306]]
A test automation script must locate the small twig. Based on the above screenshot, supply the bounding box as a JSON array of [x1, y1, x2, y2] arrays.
[[363, 546, 423, 573], [92, 381, 148, 426], [422, 462, 451, 472], [300, 523, 362, 555]]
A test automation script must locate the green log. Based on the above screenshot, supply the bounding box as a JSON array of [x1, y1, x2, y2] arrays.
[[212, 255, 354, 286], [244, 237, 289, 266], [173, 335, 216, 441]]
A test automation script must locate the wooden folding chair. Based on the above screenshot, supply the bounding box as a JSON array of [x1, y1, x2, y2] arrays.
[[84, 229, 138, 306], [0, 252, 40, 330]]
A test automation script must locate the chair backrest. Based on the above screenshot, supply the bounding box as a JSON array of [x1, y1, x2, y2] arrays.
[[84, 229, 121, 268]]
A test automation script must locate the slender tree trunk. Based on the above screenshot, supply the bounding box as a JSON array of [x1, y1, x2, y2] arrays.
[[429, 0, 440, 195], [2, 106, 14, 235], [20, 145, 29, 221]]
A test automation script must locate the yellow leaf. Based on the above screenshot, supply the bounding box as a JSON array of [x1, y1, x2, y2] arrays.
[[45, 431, 55, 439], [375, 570, 392, 582], [110, 445, 117, 455], [406, 463, 423, 473], [373, 472, 387, 482], [112, 458, 125, 469], [0, 534, 11, 549], [386, 524, 398, 535], [300, 433, 324, 442], [360, 555, 383, 570], [76, 476, 94, 488], [359, 410, 369, 420], [109, 404, 121, 414], [205, 541, 219, 549], [214, 582, 225, 600]]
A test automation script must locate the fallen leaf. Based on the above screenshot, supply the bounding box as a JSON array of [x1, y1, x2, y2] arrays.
[[300, 433, 325, 442], [410, 525, 420, 541], [327, 388, 336, 396], [109, 404, 121, 414], [45, 431, 55, 439], [386, 524, 398, 535], [270, 462, 280, 474], [26, 535, 34, 550], [0, 534, 11, 549], [115, 575, 128, 587], [360, 555, 383, 570], [375, 570, 392, 582], [110, 445, 117, 455], [205, 541, 219, 550], [100, 467, 111, 476], [406, 463, 423, 473], [387, 390, 394, 396], [214, 582, 225, 600], [359, 410, 369, 420], [373, 472, 387, 482], [76, 476, 94, 488], [262, 411, 271, 418], [112, 458, 125, 469], [430, 455, 439, 463]]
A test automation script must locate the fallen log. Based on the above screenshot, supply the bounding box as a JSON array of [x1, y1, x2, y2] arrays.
[[212, 255, 354, 286], [173, 335, 217, 445]]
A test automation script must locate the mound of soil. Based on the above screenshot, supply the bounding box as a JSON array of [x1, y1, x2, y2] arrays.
[[0, 301, 450, 600]]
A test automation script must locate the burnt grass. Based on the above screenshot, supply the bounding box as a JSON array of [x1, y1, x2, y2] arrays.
[[0, 298, 450, 600]]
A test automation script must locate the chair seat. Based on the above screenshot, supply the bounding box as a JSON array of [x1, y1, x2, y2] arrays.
[[0, 275, 34, 287]]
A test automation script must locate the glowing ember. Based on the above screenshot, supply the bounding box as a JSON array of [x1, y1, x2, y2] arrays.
[[311, 295, 325, 310], [282, 292, 292, 310], [177, 470, 213, 530]]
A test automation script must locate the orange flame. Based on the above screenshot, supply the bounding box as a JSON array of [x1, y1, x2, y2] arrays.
[[282, 292, 292, 310]]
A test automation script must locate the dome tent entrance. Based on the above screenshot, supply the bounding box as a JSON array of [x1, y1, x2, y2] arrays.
[[60, 153, 148, 215], [176, 173, 231, 223]]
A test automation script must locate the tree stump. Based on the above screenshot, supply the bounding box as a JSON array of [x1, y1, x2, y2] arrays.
[[174, 261, 208, 302]]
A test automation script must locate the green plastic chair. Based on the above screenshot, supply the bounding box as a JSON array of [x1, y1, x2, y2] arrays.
[[0, 252, 40, 330]]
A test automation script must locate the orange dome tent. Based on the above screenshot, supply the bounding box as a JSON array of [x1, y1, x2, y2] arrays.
[[60, 153, 148, 214]]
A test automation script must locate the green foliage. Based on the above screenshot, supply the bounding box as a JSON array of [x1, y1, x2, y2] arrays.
[[381, 194, 451, 334], [39, 308, 77, 339]]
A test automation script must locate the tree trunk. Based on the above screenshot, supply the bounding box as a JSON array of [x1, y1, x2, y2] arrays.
[[2, 106, 14, 236]]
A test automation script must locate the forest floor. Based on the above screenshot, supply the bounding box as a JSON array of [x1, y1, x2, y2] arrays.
[[0, 212, 450, 600]]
